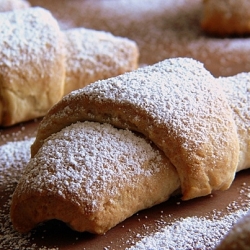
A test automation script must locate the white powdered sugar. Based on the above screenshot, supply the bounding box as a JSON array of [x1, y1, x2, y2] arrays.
[[0, 1, 249, 249], [218, 73, 250, 171], [0, 7, 61, 78], [0, 0, 30, 12], [0, 138, 34, 249], [0, 138, 34, 187], [0, 6, 65, 126], [39, 57, 234, 158], [62, 27, 138, 95], [128, 209, 250, 250], [15, 121, 167, 209], [64, 27, 137, 77], [0, 137, 60, 249]]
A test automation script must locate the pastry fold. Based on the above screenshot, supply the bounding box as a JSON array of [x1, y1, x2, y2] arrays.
[[219, 73, 250, 172]]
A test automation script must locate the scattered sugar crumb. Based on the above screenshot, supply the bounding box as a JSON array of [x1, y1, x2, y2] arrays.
[[0, 138, 58, 250], [0, 138, 34, 187], [127, 184, 250, 250], [127, 209, 250, 250]]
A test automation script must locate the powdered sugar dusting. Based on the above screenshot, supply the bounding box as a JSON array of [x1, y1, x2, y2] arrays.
[[0, 138, 35, 249], [0, 138, 33, 187], [128, 209, 250, 250], [16, 122, 167, 210], [0, 7, 61, 81], [36, 58, 222, 154], [64, 27, 136, 74], [0, 6, 65, 126], [0, 137, 61, 249], [128, 183, 250, 250], [219, 73, 250, 171], [81, 58, 226, 147], [0, 0, 30, 12], [1, 130, 250, 249]]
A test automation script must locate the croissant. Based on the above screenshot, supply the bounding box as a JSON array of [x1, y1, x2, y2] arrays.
[[11, 57, 249, 235], [0, 7, 139, 126]]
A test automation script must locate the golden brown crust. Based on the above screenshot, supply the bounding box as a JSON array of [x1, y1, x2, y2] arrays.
[[11, 121, 180, 234], [0, 7, 65, 126], [201, 0, 250, 36], [63, 28, 139, 95], [31, 58, 239, 201]]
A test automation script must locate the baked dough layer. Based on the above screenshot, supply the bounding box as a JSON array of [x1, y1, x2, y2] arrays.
[[11, 121, 180, 234], [31, 57, 239, 200]]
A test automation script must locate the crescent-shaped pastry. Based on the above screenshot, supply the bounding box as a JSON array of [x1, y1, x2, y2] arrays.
[[31, 57, 239, 200], [11, 121, 180, 234]]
